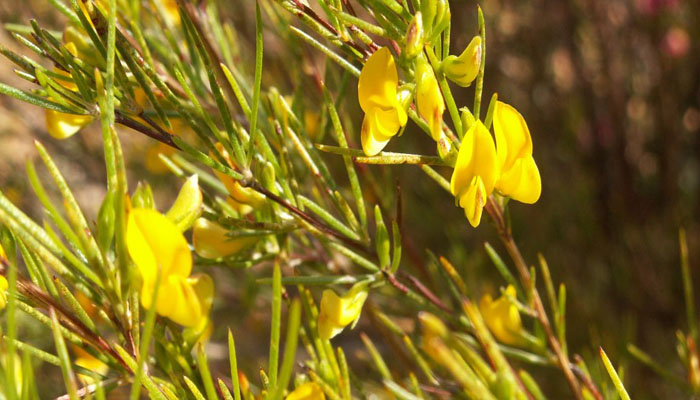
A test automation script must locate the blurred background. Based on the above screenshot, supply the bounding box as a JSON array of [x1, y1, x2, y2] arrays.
[[0, 0, 698, 398]]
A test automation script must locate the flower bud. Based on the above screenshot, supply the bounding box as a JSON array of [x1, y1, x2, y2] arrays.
[[441, 36, 482, 87], [404, 13, 424, 59], [318, 283, 368, 340], [131, 181, 155, 209], [422, 0, 448, 38], [437, 133, 457, 164], [415, 59, 445, 141], [192, 218, 262, 259], [166, 174, 203, 232], [418, 312, 448, 340]]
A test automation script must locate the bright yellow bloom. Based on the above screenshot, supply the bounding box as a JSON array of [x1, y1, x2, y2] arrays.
[[358, 47, 408, 156], [415, 60, 445, 141], [74, 346, 108, 384], [0, 275, 7, 310], [212, 143, 265, 215], [479, 285, 523, 346], [493, 101, 541, 204], [318, 286, 368, 340], [286, 382, 326, 400], [45, 65, 93, 139], [450, 121, 500, 227], [126, 208, 213, 327], [192, 218, 261, 259], [441, 36, 482, 87]]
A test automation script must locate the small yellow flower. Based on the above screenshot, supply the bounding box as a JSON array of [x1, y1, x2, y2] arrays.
[[45, 65, 93, 140], [450, 121, 500, 227], [74, 346, 108, 384], [286, 382, 326, 400], [192, 218, 262, 259], [479, 285, 523, 346], [493, 101, 542, 204], [415, 60, 445, 141], [158, 0, 181, 25], [212, 143, 265, 215], [358, 47, 408, 156], [441, 36, 482, 87], [318, 286, 368, 340], [0, 275, 7, 310], [126, 208, 213, 327]]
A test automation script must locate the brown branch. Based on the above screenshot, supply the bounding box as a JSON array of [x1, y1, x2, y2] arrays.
[[484, 196, 586, 400]]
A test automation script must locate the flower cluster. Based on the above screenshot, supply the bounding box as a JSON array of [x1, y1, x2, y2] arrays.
[[451, 102, 541, 227], [357, 42, 539, 227]]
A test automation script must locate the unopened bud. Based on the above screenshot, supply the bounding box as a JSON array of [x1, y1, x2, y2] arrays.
[[441, 36, 482, 87], [405, 13, 424, 59], [131, 181, 155, 209], [418, 312, 448, 340]]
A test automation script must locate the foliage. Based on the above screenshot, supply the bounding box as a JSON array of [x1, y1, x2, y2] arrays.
[[0, 0, 696, 399]]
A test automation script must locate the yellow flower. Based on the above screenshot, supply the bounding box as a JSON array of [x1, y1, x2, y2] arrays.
[[126, 208, 213, 327], [158, 0, 181, 25], [415, 60, 445, 141], [441, 36, 482, 87], [0, 275, 7, 310], [192, 218, 262, 259], [479, 285, 523, 346], [450, 121, 499, 227], [318, 286, 368, 340], [286, 382, 326, 400], [358, 47, 408, 156], [212, 143, 265, 215], [45, 65, 93, 139], [74, 346, 108, 384], [493, 101, 541, 204]]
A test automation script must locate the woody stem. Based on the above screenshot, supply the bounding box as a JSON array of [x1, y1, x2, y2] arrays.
[[485, 196, 584, 400]]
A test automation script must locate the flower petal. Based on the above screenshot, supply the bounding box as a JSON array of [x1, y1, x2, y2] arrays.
[[450, 121, 499, 197], [192, 218, 261, 259], [361, 112, 392, 156], [126, 208, 192, 291], [45, 109, 92, 139], [458, 176, 487, 227], [493, 101, 533, 170], [358, 47, 398, 112]]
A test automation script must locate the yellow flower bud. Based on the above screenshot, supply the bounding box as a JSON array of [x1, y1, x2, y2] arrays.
[[286, 382, 326, 400], [418, 312, 449, 340], [192, 218, 262, 259], [74, 347, 108, 384], [404, 13, 424, 59], [0, 275, 7, 310], [212, 143, 265, 215], [126, 208, 213, 327], [493, 101, 541, 204], [415, 60, 445, 141], [450, 121, 499, 227], [479, 285, 523, 345], [358, 47, 408, 156], [441, 36, 482, 87], [318, 286, 368, 340], [165, 174, 203, 232], [44, 67, 93, 139]]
